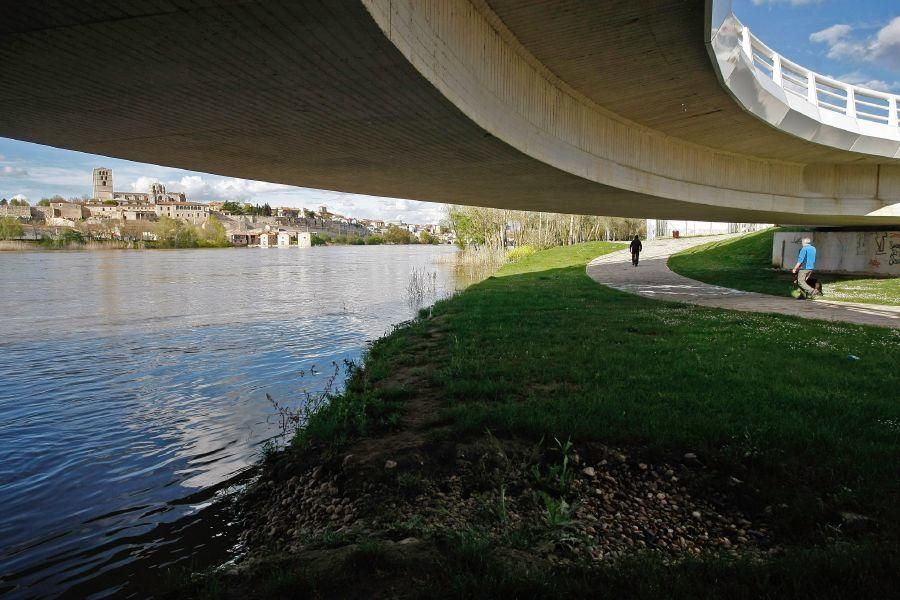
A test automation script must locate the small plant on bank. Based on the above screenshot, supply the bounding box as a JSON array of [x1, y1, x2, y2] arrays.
[[496, 484, 509, 525], [540, 492, 575, 530], [406, 268, 439, 309], [531, 436, 575, 494], [265, 361, 342, 442]]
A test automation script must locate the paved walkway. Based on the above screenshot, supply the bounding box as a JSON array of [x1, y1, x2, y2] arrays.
[[586, 236, 900, 329]]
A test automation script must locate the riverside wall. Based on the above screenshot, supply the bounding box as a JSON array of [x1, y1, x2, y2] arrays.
[[772, 230, 900, 276]]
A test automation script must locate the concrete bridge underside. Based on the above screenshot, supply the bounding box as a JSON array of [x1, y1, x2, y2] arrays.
[[0, 0, 898, 225]]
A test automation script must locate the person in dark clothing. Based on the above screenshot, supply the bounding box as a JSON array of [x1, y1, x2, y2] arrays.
[[629, 235, 642, 266]]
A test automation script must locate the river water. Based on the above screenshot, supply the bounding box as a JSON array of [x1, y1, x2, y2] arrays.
[[0, 245, 462, 598]]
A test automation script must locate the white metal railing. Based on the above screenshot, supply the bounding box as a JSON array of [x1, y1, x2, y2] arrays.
[[740, 24, 899, 128]]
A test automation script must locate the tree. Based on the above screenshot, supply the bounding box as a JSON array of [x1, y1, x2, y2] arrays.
[[57, 228, 84, 245], [0, 216, 24, 240], [222, 201, 244, 214], [0, 199, 7, 206], [444, 205, 646, 250], [202, 214, 230, 247], [384, 225, 413, 244], [155, 216, 199, 248], [121, 220, 154, 242], [446, 206, 487, 248], [174, 223, 198, 247], [38, 198, 50, 206], [419, 230, 439, 245]]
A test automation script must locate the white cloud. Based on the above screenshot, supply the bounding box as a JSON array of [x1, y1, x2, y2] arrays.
[[870, 16, 900, 70], [129, 176, 160, 193], [11, 193, 27, 202], [835, 71, 900, 93], [0, 165, 28, 177], [811, 17, 900, 70], [810, 24, 852, 45]]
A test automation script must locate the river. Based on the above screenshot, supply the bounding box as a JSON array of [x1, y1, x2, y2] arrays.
[[0, 245, 463, 598]]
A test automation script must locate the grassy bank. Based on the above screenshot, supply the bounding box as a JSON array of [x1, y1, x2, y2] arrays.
[[668, 229, 900, 305], [174, 241, 899, 598]]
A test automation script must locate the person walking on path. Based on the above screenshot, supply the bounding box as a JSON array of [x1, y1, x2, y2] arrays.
[[629, 235, 642, 266], [792, 237, 819, 299]]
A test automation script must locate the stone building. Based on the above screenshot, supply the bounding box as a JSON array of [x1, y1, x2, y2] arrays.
[[49, 200, 84, 220], [155, 201, 209, 224], [92, 167, 186, 204], [259, 232, 277, 248], [92, 168, 113, 200], [0, 204, 32, 219]]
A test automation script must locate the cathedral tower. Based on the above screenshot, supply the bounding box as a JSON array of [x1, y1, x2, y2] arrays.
[[92, 168, 113, 200]]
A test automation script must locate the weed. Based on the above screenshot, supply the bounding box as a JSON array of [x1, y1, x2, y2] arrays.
[[407, 268, 439, 309], [318, 527, 352, 548], [266, 361, 342, 442], [540, 492, 575, 530], [531, 436, 575, 494]]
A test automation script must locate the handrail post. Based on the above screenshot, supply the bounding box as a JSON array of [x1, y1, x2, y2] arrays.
[[772, 53, 782, 86], [846, 86, 856, 118], [807, 71, 817, 106], [741, 26, 752, 60], [889, 97, 898, 128]]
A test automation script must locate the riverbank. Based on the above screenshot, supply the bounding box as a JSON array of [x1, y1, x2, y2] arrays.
[[0, 239, 150, 251], [668, 229, 900, 306], [0, 238, 235, 251], [169, 242, 899, 599]]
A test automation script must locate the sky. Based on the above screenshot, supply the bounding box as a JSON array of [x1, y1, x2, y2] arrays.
[[734, 0, 900, 92], [1, 0, 897, 220]]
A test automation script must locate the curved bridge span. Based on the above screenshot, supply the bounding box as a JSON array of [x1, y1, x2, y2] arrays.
[[0, 0, 898, 225]]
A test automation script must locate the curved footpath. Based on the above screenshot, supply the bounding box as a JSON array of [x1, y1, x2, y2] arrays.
[[587, 236, 900, 330]]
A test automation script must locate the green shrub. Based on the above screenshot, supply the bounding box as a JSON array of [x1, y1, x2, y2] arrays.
[[0, 216, 24, 240], [505, 245, 537, 262]]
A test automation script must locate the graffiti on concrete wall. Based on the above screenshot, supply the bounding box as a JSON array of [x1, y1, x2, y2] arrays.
[[775, 230, 899, 274], [856, 232, 866, 256]]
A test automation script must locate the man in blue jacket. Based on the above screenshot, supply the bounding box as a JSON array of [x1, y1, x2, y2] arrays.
[[792, 237, 819, 299]]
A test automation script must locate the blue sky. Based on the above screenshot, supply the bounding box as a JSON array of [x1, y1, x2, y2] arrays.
[[1, 0, 897, 220], [734, 0, 900, 91]]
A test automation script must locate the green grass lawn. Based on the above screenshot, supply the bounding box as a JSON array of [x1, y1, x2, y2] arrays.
[[668, 228, 900, 305], [428, 243, 899, 533], [198, 242, 899, 599]]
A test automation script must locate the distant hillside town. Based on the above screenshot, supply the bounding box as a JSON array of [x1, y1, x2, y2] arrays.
[[0, 167, 454, 247]]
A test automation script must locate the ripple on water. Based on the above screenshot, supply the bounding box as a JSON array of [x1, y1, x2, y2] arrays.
[[0, 245, 462, 598]]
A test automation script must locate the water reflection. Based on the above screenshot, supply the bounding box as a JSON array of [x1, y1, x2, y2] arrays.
[[0, 245, 461, 598]]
